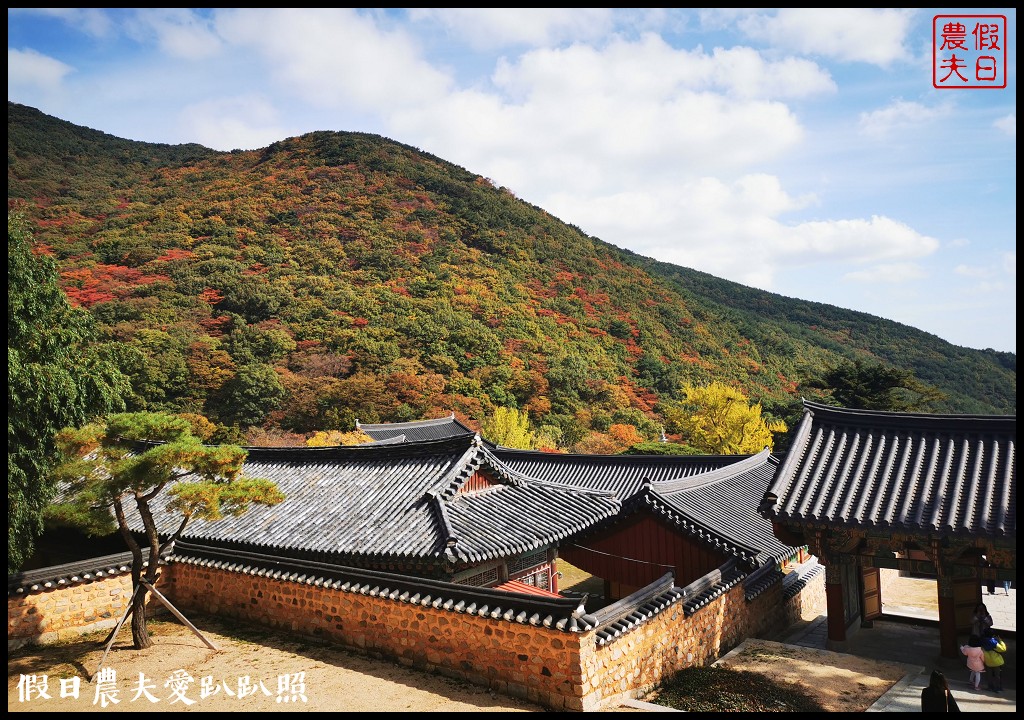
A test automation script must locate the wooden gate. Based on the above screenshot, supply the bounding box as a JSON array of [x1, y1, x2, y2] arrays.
[[861, 567, 882, 620]]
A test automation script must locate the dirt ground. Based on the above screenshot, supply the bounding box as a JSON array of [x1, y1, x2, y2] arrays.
[[708, 639, 907, 712], [8, 575, 941, 713], [8, 614, 547, 712], [8, 612, 910, 714]]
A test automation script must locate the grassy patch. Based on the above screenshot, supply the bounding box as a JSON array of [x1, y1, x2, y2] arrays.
[[647, 665, 827, 713]]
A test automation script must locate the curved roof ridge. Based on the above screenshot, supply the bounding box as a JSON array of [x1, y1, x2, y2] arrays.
[[488, 454, 619, 500], [426, 436, 485, 501], [494, 447, 742, 466], [651, 449, 774, 495], [238, 433, 475, 460], [803, 399, 1016, 429], [357, 413, 462, 430]]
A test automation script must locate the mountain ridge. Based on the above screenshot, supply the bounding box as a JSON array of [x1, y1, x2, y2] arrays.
[[7, 101, 1015, 445]]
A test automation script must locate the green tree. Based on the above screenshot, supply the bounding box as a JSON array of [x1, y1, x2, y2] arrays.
[[666, 382, 787, 454], [807, 359, 947, 411], [482, 406, 535, 449], [48, 411, 284, 648], [216, 363, 286, 427], [8, 213, 130, 572]]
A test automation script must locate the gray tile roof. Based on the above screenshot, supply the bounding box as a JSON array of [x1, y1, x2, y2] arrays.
[[493, 448, 750, 501], [144, 435, 620, 568], [356, 414, 477, 443], [639, 450, 797, 566], [497, 448, 796, 567], [759, 400, 1017, 540]]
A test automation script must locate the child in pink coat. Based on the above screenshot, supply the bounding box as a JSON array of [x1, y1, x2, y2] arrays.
[[961, 635, 986, 690]]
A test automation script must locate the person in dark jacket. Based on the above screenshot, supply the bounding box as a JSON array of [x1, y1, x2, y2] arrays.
[[921, 670, 960, 712]]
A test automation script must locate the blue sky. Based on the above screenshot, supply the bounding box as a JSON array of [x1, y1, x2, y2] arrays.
[[8, 8, 1016, 353]]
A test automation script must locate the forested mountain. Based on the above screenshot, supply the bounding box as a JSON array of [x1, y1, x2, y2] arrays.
[[7, 102, 1015, 449]]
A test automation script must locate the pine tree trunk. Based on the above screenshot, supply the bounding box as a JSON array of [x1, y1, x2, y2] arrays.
[[130, 581, 152, 649]]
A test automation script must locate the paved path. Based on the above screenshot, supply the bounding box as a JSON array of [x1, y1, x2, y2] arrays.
[[782, 587, 1015, 713]]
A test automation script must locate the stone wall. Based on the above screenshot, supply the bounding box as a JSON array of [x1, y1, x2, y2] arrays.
[[586, 571, 827, 708], [160, 562, 826, 711], [7, 560, 827, 711], [7, 572, 165, 650], [160, 561, 589, 710]]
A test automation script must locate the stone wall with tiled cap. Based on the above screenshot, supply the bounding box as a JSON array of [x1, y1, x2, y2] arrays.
[[584, 570, 825, 708], [7, 572, 168, 651], [7, 556, 826, 710], [161, 560, 825, 711], [162, 561, 592, 710]]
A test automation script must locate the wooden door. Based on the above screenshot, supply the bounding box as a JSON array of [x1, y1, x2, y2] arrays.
[[861, 567, 882, 620]]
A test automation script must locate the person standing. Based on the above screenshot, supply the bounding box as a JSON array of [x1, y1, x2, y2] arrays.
[[983, 557, 996, 594], [971, 603, 994, 638], [921, 670, 961, 712], [961, 635, 986, 690], [982, 629, 1006, 693]]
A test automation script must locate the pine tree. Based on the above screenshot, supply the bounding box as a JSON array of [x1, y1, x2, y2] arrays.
[[49, 411, 284, 648]]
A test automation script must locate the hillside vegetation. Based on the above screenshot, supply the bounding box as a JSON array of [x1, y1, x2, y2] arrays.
[[7, 102, 1015, 449]]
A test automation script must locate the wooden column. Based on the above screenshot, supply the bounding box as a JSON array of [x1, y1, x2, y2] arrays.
[[823, 561, 848, 649], [936, 574, 959, 658]]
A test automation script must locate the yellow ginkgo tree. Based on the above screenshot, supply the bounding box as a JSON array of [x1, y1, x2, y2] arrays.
[[665, 382, 787, 454], [482, 406, 535, 449]]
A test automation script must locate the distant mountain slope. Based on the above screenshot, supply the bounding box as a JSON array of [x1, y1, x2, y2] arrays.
[[7, 102, 1015, 446], [635, 259, 1015, 414]]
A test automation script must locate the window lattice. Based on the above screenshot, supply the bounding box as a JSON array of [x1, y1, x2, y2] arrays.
[[518, 567, 551, 590], [508, 550, 546, 575], [455, 565, 499, 587]]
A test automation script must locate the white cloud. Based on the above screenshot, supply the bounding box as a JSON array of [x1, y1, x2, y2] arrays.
[[182, 96, 288, 151], [490, 34, 833, 101], [785, 216, 939, 264], [214, 8, 451, 113], [954, 264, 991, 278], [127, 8, 222, 60], [858, 99, 952, 137], [7, 48, 74, 95], [994, 114, 1016, 138], [700, 46, 836, 99], [739, 8, 917, 66], [390, 34, 823, 203], [536, 175, 938, 294], [956, 252, 1018, 280], [844, 263, 927, 283], [407, 8, 615, 49]]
